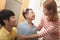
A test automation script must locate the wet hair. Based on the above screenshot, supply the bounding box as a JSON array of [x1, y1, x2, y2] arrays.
[[0, 9, 15, 26], [22, 8, 32, 19], [43, 0, 58, 22]]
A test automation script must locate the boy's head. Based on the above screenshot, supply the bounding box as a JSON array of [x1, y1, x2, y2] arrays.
[[0, 9, 17, 27], [23, 8, 35, 20]]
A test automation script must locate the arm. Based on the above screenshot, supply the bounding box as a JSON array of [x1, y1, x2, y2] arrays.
[[17, 24, 39, 40], [38, 22, 57, 37], [17, 34, 39, 40], [37, 18, 44, 31]]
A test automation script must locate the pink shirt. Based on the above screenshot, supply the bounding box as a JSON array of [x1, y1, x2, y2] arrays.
[[38, 16, 60, 40]]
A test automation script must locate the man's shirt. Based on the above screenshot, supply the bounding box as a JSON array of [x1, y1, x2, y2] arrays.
[[17, 21, 38, 40], [0, 27, 17, 40]]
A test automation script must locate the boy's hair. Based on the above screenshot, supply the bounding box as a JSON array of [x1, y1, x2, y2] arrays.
[[0, 9, 15, 26], [23, 8, 32, 19]]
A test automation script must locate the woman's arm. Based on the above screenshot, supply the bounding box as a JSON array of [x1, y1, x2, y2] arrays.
[[38, 22, 57, 37], [37, 18, 44, 31]]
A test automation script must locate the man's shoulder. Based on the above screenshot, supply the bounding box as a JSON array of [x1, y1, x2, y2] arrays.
[[0, 27, 5, 32], [13, 27, 17, 31], [0, 29, 3, 34], [0, 27, 6, 37], [12, 27, 17, 33], [18, 21, 27, 26], [0, 31, 6, 40]]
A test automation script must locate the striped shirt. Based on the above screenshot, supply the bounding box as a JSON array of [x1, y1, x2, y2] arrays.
[[38, 16, 60, 40]]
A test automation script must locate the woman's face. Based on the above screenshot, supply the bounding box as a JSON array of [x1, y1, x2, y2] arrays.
[[43, 7, 51, 16]]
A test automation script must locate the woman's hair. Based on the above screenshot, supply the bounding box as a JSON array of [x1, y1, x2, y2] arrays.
[[43, 0, 59, 22]]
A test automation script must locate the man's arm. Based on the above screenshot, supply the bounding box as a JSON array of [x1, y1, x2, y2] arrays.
[[17, 34, 39, 40]]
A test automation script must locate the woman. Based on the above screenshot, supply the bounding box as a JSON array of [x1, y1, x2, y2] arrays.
[[38, 0, 60, 40]]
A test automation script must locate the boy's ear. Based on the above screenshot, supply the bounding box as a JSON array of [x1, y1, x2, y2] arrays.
[[3, 19, 8, 24], [25, 14, 28, 18]]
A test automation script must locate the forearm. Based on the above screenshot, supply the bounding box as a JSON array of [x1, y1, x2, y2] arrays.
[[17, 34, 39, 40], [38, 26, 57, 37]]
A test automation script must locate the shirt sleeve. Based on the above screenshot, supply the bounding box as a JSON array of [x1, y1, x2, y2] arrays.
[[38, 22, 57, 37], [17, 24, 25, 35], [13, 27, 17, 36]]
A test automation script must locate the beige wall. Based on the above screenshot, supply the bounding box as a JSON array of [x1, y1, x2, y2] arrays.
[[0, 0, 30, 24], [17, 0, 30, 23], [0, 0, 6, 10], [0, 0, 6, 28]]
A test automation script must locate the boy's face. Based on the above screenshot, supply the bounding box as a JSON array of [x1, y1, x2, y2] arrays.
[[26, 10, 35, 20], [8, 16, 17, 27]]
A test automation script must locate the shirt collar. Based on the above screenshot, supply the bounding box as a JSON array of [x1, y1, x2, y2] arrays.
[[24, 20, 35, 28]]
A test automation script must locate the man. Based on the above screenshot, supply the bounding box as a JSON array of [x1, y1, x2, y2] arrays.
[[17, 8, 40, 40], [0, 9, 17, 40]]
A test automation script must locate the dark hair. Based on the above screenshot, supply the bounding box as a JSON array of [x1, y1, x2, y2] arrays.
[[0, 9, 15, 26], [43, 0, 58, 22], [23, 8, 32, 19]]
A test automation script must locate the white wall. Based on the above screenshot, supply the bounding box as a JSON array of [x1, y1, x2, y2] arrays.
[[29, 0, 44, 26], [29, 0, 46, 40]]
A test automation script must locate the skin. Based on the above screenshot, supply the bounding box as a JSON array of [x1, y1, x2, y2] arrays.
[[3, 16, 17, 32], [43, 7, 53, 22]]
